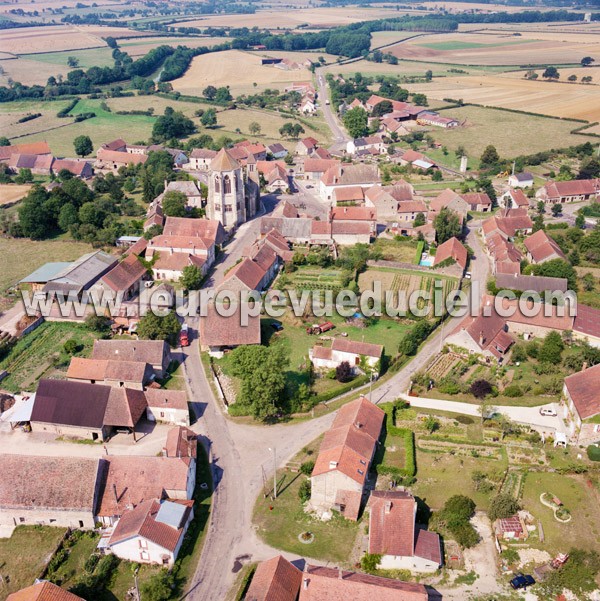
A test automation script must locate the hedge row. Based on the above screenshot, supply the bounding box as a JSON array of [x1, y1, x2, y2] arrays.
[[312, 373, 370, 405], [57, 98, 79, 118]]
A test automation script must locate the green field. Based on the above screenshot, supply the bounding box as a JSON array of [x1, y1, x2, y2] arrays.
[[429, 105, 597, 159], [0, 526, 67, 596], [20, 47, 115, 69], [521, 472, 600, 554], [0, 322, 101, 392], [0, 237, 93, 296]]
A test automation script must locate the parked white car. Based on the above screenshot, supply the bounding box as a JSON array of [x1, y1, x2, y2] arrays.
[[539, 407, 558, 417]]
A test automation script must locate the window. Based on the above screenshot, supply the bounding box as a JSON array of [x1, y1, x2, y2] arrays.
[[160, 412, 165, 418], [139, 539, 148, 549], [19, 517, 25, 523], [223, 175, 232, 194], [78, 520, 84, 528], [214, 175, 220, 193], [214, 204, 221, 211], [140, 551, 150, 561], [50, 519, 56, 523], [225, 206, 232, 213]]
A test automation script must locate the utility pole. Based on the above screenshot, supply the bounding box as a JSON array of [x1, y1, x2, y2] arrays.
[[269, 447, 277, 499]]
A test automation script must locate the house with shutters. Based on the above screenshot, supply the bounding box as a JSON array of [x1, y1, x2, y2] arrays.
[[310, 339, 383, 373]]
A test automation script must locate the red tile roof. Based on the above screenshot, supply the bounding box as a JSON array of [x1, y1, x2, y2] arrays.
[[430, 189, 468, 213], [225, 257, 267, 290], [331, 206, 376, 221], [541, 178, 600, 200], [506, 188, 530, 207], [461, 192, 492, 208], [312, 397, 384, 485], [433, 236, 468, 269], [524, 230, 566, 263], [0, 141, 51, 160], [199, 303, 261, 348], [145, 388, 189, 411], [300, 564, 428, 600], [303, 158, 339, 174], [573, 304, 600, 341], [332, 337, 383, 358], [97, 148, 148, 165], [564, 363, 600, 419], [109, 498, 192, 552], [7, 582, 84, 601], [101, 254, 147, 292], [369, 491, 415, 557], [332, 186, 365, 203], [52, 158, 91, 177], [104, 387, 148, 428], [245, 555, 303, 601], [97, 455, 191, 517], [164, 426, 196, 458]]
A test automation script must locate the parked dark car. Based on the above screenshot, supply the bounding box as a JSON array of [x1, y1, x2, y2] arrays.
[[270, 320, 284, 332], [510, 574, 535, 590]]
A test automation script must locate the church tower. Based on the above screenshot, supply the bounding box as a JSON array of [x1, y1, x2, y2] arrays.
[[207, 149, 246, 231]]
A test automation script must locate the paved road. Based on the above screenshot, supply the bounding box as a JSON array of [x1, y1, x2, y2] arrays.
[[316, 68, 349, 152]]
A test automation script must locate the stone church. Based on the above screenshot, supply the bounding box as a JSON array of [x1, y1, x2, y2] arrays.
[[206, 148, 260, 231]]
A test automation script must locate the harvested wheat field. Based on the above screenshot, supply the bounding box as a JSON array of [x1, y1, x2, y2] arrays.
[[177, 6, 406, 30], [172, 50, 314, 97], [0, 185, 32, 206], [405, 74, 600, 121], [389, 32, 600, 66], [0, 25, 143, 55], [503, 66, 600, 82]]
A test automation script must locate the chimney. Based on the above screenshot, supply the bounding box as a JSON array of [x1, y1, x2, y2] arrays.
[[479, 331, 484, 346], [112, 484, 119, 506], [355, 421, 362, 429], [329, 460, 338, 469], [385, 501, 393, 514], [303, 578, 309, 590], [338, 567, 343, 580], [582, 361, 588, 372]]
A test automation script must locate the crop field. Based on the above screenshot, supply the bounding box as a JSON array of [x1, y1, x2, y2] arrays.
[[406, 74, 600, 121], [0, 184, 32, 206], [389, 32, 600, 66], [358, 267, 458, 315], [176, 6, 410, 31], [0, 25, 141, 55], [370, 31, 424, 50], [172, 50, 313, 97], [423, 105, 599, 158], [503, 65, 600, 82], [281, 266, 347, 292]]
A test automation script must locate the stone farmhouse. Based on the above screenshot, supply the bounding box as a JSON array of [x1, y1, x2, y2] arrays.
[[536, 178, 600, 204], [368, 491, 442, 573], [91, 339, 171, 378], [319, 163, 381, 202], [311, 397, 385, 520], [523, 229, 566, 264], [563, 363, 600, 445], [310, 339, 383, 374]]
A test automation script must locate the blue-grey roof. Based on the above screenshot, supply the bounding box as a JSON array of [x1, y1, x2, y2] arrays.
[[155, 500, 186, 529], [20, 262, 73, 284], [43, 251, 117, 294]]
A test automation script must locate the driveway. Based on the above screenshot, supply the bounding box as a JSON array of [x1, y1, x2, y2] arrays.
[[315, 68, 349, 152]]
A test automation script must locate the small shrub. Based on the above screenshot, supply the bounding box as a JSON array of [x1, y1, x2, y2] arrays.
[[300, 460, 315, 476], [503, 384, 523, 398], [456, 415, 474, 425], [63, 339, 79, 355], [587, 445, 600, 462], [298, 480, 311, 503]]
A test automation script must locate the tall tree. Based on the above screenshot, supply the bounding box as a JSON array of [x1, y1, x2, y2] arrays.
[[73, 135, 93, 158], [480, 144, 499, 167], [343, 107, 368, 138], [433, 207, 462, 244]]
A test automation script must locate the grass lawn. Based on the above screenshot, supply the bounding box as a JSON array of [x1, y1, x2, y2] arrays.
[[0, 236, 93, 296], [372, 237, 420, 263], [521, 472, 600, 554], [412, 449, 507, 511], [430, 105, 596, 160], [0, 526, 67, 596], [0, 321, 101, 392], [253, 443, 360, 563], [21, 47, 115, 69], [49, 532, 100, 589]]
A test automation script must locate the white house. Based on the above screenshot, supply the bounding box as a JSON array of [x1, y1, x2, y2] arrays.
[[508, 172, 534, 188], [368, 491, 442, 573], [310, 338, 383, 373], [145, 389, 190, 426], [188, 148, 217, 171], [106, 498, 194, 567]]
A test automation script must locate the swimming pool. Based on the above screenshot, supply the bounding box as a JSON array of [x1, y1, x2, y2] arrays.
[[419, 256, 434, 267]]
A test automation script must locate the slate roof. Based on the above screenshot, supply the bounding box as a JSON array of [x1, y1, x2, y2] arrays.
[[31, 379, 110, 429]]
